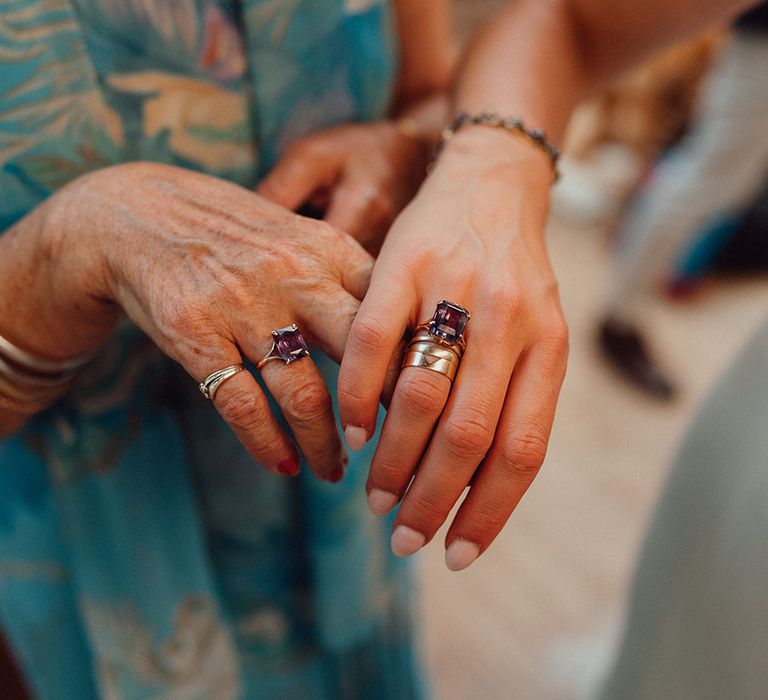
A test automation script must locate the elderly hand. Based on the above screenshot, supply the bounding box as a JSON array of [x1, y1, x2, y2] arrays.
[[257, 122, 430, 253], [53, 162, 375, 482], [338, 128, 569, 569]]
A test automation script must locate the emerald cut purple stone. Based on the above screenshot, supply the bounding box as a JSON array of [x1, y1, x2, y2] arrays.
[[429, 301, 470, 344], [274, 324, 310, 363]]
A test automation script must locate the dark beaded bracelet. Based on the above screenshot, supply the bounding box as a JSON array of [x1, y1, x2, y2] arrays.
[[434, 111, 561, 181]]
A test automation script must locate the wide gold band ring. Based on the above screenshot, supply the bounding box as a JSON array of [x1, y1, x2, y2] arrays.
[[402, 348, 461, 381], [401, 333, 463, 382]]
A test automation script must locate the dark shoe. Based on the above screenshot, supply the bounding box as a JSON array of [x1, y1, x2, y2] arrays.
[[598, 318, 677, 400]]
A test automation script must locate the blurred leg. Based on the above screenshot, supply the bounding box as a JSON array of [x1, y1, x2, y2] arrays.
[[598, 32, 768, 398], [607, 31, 768, 316]]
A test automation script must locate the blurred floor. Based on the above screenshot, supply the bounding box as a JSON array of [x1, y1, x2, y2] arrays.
[[418, 211, 768, 699]]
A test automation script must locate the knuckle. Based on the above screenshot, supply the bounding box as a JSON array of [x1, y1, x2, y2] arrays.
[[282, 380, 331, 425], [368, 192, 394, 220], [311, 218, 343, 242], [259, 179, 287, 202], [337, 383, 371, 414], [397, 373, 446, 416], [403, 489, 446, 524], [350, 315, 388, 354], [285, 137, 311, 158], [536, 316, 570, 377], [217, 389, 264, 432], [485, 285, 524, 324], [156, 300, 195, 337], [443, 411, 495, 459], [463, 504, 508, 536], [545, 317, 570, 355], [369, 455, 409, 490], [498, 430, 549, 479], [155, 302, 218, 356]]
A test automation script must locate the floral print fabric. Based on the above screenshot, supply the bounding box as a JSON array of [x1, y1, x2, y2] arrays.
[[0, 2, 425, 698]]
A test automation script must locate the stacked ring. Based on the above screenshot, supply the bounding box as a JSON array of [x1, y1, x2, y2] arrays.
[[402, 300, 471, 382]]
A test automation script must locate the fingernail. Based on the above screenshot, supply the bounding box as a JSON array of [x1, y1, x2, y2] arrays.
[[391, 525, 426, 558], [445, 539, 480, 571], [344, 425, 369, 452], [277, 458, 300, 478], [367, 489, 399, 517]]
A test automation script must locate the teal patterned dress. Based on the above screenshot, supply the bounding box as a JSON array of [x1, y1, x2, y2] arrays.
[[0, 2, 426, 698]]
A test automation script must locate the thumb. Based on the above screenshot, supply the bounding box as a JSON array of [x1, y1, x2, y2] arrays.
[[257, 141, 341, 211], [330, 227, 375, 302]]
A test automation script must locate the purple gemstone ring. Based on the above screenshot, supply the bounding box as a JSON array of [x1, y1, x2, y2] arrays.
[[401, 301, 471, 382], [423, 300, 471, 349], [256, 324, 311, 370]]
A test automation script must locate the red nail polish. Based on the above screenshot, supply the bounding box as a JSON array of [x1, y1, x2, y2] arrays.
[[328, 466, 345, 483], [277, 458, 300, 477]]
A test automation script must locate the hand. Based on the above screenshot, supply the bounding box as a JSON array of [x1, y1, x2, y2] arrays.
[[54, 162, 375, 481], [338, 128, 569, 569], [257, 122, 430, 253]]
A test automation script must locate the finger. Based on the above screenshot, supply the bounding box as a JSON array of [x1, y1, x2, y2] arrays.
[[366, 366, 452, 516], [337, 265, 416, 452], [190, 342, 301, 477], [444, 335, 568, 571], [381, 342, 407, 409], [325, 225, 374, 302], [258, 351, 346, 483], [305, 216, 374, 302], [298, 287, 361, 364], [390, 313, 521, 558], [295, 283, 402, 408], [325, 178, 391, 242], [257, 143, 340, 211]]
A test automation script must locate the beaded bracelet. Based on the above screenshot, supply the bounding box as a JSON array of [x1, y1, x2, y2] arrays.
[[435, 111, 561, 182]]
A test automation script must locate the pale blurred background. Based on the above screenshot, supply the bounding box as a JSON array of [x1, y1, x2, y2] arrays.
[[420, 2, 768, 698]]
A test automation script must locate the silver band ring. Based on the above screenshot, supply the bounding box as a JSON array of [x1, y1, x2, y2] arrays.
[[256, 324, 310, 370], [199, 364, 244, 401]]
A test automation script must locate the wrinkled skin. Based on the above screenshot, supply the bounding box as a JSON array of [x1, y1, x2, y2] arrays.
[[44, 162, 380, 481]]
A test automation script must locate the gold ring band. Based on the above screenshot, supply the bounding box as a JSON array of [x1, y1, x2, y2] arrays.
[[401, 332, 463, 382], [402, 350, 460, 381], [407, 342, 462, 363], [199, 364, 244, 401], [412, 325, 467, 356]]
